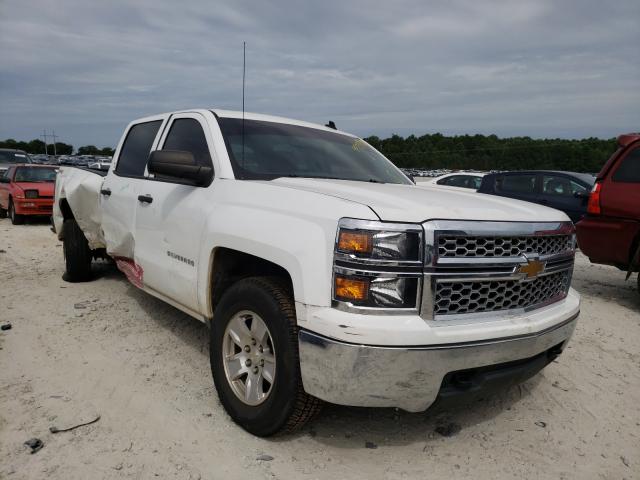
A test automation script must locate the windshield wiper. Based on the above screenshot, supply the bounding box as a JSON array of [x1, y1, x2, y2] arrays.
[[272, 174, 343, 181], [270, 174, 387, 183]]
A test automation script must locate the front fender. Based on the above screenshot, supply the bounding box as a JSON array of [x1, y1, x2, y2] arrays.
[[196, 180, 378, 316]]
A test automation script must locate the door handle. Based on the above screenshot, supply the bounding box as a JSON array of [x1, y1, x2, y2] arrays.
[[100, 188, 111, 196], [138, 194, 153, 204]]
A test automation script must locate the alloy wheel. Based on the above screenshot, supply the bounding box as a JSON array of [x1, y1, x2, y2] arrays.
[[222, 310, 276, 406]]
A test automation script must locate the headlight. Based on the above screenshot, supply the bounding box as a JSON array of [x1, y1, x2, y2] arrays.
[[335, 219, 422, 264], [333, 218, 423, 312], [334, 273, 419, 308], [25, 190, 39, 199]]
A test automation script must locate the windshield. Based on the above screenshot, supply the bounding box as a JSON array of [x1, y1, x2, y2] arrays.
[[14, 167, 57, 182], [218, 118, 411, 184], [0, 151, 31, 164]]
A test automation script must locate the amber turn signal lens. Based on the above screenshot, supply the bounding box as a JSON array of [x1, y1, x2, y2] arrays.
[[338, 231, 373, 254], [335, 275, 369, 301]]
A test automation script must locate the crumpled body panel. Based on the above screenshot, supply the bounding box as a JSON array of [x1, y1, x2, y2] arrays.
[[53, 167, 106, 250]]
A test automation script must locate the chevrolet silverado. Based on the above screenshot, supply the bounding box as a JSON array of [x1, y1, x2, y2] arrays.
[[53, 109, 581, 436]]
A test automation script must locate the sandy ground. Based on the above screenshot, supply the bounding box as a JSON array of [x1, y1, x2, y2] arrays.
[[0, 219, 638, 480]]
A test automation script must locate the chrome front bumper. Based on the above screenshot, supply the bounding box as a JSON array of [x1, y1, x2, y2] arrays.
[[298, 313, 578, 412]]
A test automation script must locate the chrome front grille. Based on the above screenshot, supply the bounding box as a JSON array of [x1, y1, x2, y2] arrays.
[[422, 220, 576, 320], [434, 270, 571, 315], [437, 234, 573, 258]]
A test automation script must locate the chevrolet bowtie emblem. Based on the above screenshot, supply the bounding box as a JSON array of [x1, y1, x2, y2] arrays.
[[516, 258, 545, 279]]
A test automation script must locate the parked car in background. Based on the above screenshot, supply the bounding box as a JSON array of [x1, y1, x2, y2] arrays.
[[576, 133, 640, 293], [0, 164, 57, 224], [477, 170, 595, 223], [31, 154, 49, 164], [417, 171, 485, 190], [58, 155, 76, 165], [75, 155, 96, 166], [0, 148, 32, 173], [31, 154, 58, 164], [88, 157, 112, 171]]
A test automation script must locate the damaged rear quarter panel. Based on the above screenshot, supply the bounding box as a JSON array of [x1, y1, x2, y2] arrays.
[[54, 167, 106, 250]]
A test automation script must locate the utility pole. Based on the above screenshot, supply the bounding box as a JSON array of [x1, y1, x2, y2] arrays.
[[50, 130, 59, 156], [40, 130, 49, 155]]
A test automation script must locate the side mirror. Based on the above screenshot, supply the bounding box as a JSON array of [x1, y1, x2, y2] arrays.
[[0, 177, 10, 183], [147, 150, 213, 186]]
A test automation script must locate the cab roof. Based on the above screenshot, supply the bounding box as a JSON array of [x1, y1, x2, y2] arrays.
[[130, 109, 354, 137], [617, 133, 640, 147], [211, 109, 351, 135]]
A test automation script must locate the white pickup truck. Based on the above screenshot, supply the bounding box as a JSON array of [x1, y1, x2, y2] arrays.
[[53, 109, 580, 436]]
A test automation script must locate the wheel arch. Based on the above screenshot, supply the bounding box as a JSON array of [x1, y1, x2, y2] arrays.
[[54, 198, 75, 239], [59, 198, 74, 221], [205, 247, 296, 324]]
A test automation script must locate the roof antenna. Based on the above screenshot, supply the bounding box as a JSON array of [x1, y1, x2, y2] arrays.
[[325, 120, 337, 130], [242, 41, 246, 170]]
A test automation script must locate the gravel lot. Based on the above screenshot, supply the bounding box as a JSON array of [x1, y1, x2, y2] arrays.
[[1, 219, 638, 479]]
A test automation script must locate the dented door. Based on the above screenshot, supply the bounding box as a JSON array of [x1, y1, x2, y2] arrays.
[[101, 116, 167, 286]]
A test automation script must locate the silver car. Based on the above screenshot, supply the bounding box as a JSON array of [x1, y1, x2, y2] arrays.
[[0, 148, 33, 173]]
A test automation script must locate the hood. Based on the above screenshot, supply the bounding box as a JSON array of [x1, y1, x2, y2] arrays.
[[14, 182, 55, 197], [267, 178, 568, 223]]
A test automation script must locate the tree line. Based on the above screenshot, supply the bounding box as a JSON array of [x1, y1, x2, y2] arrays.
[[364, 133, 617, 173], [0, 138, 115, 157], [2, 133, 618, 172]]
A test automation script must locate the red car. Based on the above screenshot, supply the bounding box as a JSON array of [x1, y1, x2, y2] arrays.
[[576, 133, 640, 293], [0, 164, 57, 224]]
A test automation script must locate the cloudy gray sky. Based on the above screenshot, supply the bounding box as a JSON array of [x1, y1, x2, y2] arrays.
[[1, 0, 638, 149]]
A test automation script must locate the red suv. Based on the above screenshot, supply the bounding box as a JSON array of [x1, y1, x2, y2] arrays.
[[576, 133, 640, 293]]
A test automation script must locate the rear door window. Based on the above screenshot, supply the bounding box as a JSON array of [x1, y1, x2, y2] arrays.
[[542, 175, 575, 196], [612, 147, 640, 183], [438, 175, 465, 187], [469, 176, 482, 189], [115, 120, 162, 177], [496, 174, 537, 194], [438, 175, 482, 189], [570, 180, 588, 195]]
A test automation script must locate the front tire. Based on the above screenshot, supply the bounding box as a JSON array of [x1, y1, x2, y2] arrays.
[[210, 277, 322, 436], [9, 200, 23, 225], [62, 219, 92, 282]]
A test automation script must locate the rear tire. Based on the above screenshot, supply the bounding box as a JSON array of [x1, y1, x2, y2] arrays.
[[210, 277, 322, 436], [62, 219, 92, 282], [9, 200, 23, 225]]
